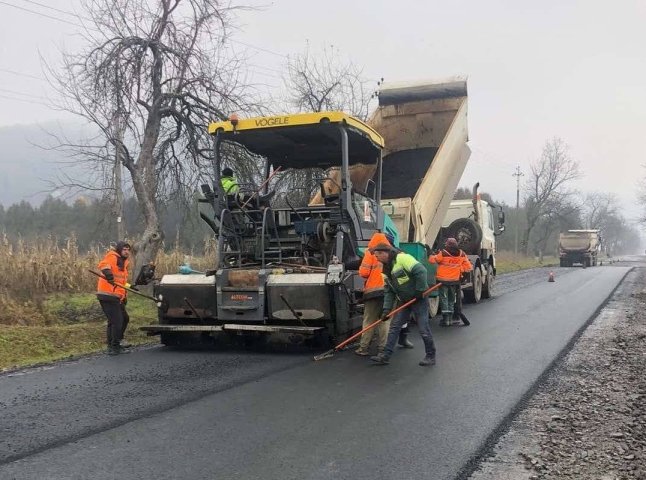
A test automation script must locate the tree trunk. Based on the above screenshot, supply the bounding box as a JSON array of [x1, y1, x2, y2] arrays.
[[523, 227, 532, 256], [133, 225, 164, 283], [130, 111, 164, 282], [130, 175, 164, 282]]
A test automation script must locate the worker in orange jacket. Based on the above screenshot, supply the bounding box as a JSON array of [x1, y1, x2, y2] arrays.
[[429, 238, 472, 326], [355, 232, 395, 356], [96, 241, 132, 355]]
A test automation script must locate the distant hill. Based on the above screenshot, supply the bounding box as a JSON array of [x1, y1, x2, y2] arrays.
[[0, 121, 86, 207]]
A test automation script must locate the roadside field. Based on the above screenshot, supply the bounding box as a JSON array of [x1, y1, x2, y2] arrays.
[[0, 294, 156, 371]]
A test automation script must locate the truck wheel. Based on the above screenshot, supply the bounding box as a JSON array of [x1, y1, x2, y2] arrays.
[[482, 265, 494, 299], [428, 296, 439, 318], [445, 218, 483, 254], [559, 259, 565, 267], [464, 267, 482, 303]]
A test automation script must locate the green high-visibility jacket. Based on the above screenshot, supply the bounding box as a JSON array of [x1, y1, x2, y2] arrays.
[[382, 252, 429, 312], [221, 176, 239, 194]]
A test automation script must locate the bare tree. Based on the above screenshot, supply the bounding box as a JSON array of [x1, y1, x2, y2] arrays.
[[49, 0, 254, 275], [523, 138, 581, 255], [637, 167, 646, 225], [283, 45, 373, 120], [531, 200, 580, 260], [582, 192, 618, 229], [273, 45, 375, 204]]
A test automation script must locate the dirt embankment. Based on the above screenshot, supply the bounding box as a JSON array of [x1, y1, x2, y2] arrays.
[[470, 265, 646, 480]]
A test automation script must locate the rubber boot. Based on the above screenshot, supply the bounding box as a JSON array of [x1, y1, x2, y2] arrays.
[[398, 330, 414, 349], [419, 355, 436, 367], [370, 354, 390, 365], [107, 345, 120, 356], [440, 314, 451, 327]]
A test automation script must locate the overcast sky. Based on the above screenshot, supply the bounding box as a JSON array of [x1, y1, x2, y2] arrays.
[[0, 0, 644, 221]]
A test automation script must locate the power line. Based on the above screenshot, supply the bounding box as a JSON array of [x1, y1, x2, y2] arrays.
[[0, 67, 44, 81], [0, 0, 87, 28], [0, 87, 48, 101], [248, 63, 284, 76], [20, 0, 89, 20], [0, 93, 50, 107], [5, 1, 288, 60], [228, 39, 287, 59]]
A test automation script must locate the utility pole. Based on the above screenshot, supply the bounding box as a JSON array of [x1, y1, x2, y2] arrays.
[[512, 165, 524, 255], [112, 111, 126, 240]]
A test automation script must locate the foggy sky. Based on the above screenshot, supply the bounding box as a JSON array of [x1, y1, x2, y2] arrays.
[[0, 0, 644, 220]]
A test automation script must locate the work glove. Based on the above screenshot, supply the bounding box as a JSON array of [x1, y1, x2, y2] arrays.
[[101, 269, 114, 283], [414, 291, 425, 302], [381, 310, 391, 320]]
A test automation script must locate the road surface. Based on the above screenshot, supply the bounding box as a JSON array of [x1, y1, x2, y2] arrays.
[[0, 265, 630, 479]]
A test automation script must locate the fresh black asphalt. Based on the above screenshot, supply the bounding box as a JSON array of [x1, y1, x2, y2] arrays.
[[0, 266, 630, 479]]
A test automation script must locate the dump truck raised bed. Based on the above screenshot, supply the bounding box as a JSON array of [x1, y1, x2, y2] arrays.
[[559, 229, 601, 267], [141, 78, 473, 345]]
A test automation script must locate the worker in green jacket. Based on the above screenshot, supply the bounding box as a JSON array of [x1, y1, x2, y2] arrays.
[[220, 167, 275, 209], [220, 167, 239, 195], [369, 243, 437, 367]]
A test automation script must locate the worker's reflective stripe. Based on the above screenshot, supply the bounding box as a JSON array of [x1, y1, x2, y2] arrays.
[[221, 176, 239, 194], [96, 251, 129, 301]]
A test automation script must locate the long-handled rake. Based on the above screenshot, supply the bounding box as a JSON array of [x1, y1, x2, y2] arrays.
[[313, 283, 442, 361], [88, 269, 160, 303]]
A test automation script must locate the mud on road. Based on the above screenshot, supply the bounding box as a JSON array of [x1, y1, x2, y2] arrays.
[[469, 262, 646, 480]]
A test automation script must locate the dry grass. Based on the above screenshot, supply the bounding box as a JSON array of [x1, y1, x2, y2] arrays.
[[0, 294, 156, 371], [0, 236, 216, 369], [0, 234, 216, 325], [495, 251, 559, 274]]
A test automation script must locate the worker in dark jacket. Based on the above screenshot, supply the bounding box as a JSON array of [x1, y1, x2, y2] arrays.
[[369, 243, 437, 366], [96, 241, 132, 355], [429, 237, 472, 326]]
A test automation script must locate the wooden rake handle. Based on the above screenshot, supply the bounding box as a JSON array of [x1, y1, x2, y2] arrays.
[[313, 283, 442, 361]]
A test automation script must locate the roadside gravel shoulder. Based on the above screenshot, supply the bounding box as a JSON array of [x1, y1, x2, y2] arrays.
[[468, 265, 646, 480]]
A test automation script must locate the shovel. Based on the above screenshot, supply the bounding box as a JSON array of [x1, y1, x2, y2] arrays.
[[454, 285, 470, 326], [313, 283, 442, 361]]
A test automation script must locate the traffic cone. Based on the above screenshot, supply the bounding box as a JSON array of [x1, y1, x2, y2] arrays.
[[548, 271, 555, 282]]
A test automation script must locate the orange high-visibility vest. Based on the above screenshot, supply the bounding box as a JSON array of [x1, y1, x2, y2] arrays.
[[359, 232, 390, 298], [96, 250, 130, 302], [428, 249, 472, 283]]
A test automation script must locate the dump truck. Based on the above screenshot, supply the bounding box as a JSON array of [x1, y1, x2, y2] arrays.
[[437, 184, 505, 303], [141, 77, 472, 346], [374, 78, 475, 312], [559, 229, 601, 267]]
